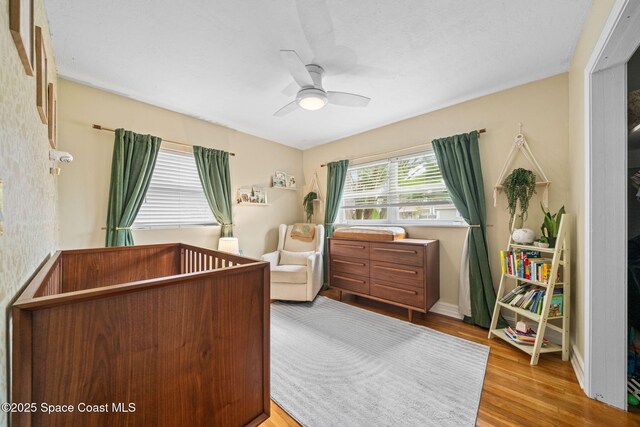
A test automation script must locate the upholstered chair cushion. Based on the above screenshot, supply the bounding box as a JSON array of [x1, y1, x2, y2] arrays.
[[279, 250, 314, 266]]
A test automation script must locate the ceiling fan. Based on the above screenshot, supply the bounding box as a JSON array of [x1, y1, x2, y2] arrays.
[[274, 50, 371, 117]]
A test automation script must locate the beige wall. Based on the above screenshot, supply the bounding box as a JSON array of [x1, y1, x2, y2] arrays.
[[0, 0, 57, 421], [568, 0, 616, 362], [57, 79, 303, 258], [303, 74, 570, 307]]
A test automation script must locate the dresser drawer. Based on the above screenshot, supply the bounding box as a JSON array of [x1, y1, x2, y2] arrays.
[[370, 243, 424, 267], [370, 260, 424, 287], [370, 280, 425, 309], [330, 273, 369, 294], [331, 256, 369, 277], [330, 239, 370, 259]]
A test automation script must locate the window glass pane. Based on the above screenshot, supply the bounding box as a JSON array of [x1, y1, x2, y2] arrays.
[[134, 149, 216, 228], [397, 205, 459, 221], [343, 207, 388, 221], [396, 190, 452, 206], [339, 147, 461, 224]]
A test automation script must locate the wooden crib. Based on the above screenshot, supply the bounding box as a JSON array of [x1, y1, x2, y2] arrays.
[[12, 243, 270, 427]]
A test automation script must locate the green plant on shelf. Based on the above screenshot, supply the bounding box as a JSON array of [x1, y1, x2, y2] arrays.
[[502, 168, 537, 227], [540, 204, 565, 248], [303, 191, 318, 223]]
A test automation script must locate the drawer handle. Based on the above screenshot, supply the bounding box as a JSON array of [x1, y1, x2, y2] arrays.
[[334, 259, 366, 267], [334, 275, 366, 284], [337, 244, 366, 249], [373, 248, 417, 254], [374, 265, 418, 275], [373, 283, 417, 295]]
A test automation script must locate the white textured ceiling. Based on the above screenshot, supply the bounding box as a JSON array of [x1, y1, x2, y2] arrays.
[[46, 0, 591, 149]]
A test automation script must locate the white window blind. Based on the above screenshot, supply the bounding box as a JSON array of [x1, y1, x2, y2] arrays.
[[133, 149, 216, 228], [340, 148, 460, 223]]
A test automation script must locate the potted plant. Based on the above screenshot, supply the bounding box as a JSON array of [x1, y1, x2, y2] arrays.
[[502, 168, 537, 228], [534, 236, 550, 248], [540, 204, 565, 247], [303, 191, 318, 223]]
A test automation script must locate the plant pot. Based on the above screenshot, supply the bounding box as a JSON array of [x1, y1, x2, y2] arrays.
[[547, 237, 557, 248], [534, 241, 550, 248]]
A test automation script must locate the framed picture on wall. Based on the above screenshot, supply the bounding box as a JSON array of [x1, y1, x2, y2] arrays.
[[35, 26, 48, 124], [252, 186, 267, 204], [9, 0, 34, 76], [272, 171, 286, 188], [47, 83, 56, 148], [286, 174, 296, 188], [237, 187, 252, 204], [237, 186, 268, 204]]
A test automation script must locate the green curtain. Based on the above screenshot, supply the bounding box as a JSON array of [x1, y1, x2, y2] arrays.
[[323, 159, 349, 288], [432, 131, 504, 328], [193, 146, 234, 237], [105, 129, 161, 247]]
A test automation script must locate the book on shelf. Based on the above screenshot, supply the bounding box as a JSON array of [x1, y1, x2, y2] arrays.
[[499, 284, 563, 316], [503, 325, 548, 346], [548, 293, 564, 317], [500, 249, 557, 284]]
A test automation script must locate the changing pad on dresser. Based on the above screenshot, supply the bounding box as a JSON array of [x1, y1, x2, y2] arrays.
[[332, 226, 406, 242]]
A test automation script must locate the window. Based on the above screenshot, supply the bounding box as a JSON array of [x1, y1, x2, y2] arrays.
[[339, 148, 461, 224], [134, 148, 216, 228]]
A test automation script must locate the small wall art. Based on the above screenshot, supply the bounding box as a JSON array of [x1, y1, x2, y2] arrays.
[[237, 186, 268, 205], [35, 26, 48, 124], [272, 171, 286, 188], [272, 171, 297, 188], [9, 0, 34, 76], [47, 82, 56, 148]]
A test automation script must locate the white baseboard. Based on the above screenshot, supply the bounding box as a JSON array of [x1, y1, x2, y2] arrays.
[[429, 301, 464, 320], [571, 344, 585, 390]]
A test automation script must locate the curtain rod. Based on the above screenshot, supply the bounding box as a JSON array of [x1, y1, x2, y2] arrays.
[[92, 124, 236, 156], [320, 128, 486, 167]]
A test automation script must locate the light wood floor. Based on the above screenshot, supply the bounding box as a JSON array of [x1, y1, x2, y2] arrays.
[[261, 290, 640, 427]]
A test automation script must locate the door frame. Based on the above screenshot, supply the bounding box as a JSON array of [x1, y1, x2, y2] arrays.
[[585, 0, 640, 410]]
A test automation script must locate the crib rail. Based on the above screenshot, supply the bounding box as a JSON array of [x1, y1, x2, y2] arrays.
[[17, 251, 64, 300], [34, 254, 63, 297], [180, 243, 259, 274]]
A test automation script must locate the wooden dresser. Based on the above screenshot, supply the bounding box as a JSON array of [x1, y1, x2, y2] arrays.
[[328, 237, 439, 321]]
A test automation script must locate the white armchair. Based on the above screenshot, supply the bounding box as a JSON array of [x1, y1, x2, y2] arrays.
[[261, 224, 324, 301]]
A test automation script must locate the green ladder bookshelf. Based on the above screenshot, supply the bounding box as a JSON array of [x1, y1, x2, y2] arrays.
[[488, 214, 570, 365]]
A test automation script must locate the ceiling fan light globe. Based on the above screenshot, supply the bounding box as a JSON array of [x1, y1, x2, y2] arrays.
[[298, 96, 327, 111], [296, 88, 328, 111]]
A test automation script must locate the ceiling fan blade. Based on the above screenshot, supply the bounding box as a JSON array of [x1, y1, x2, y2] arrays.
[[281, 81, 299, 97], [327, 91, 371, 107], [280, 50, 314, 88], [273, 101, 299, 117]]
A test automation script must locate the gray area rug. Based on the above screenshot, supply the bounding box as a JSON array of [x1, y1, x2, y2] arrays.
[[271, 296, 489, 427]]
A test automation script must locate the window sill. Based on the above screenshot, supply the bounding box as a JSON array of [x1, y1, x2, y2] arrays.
[[132, 224, 218, 231], [336, 221, 468, 229]]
